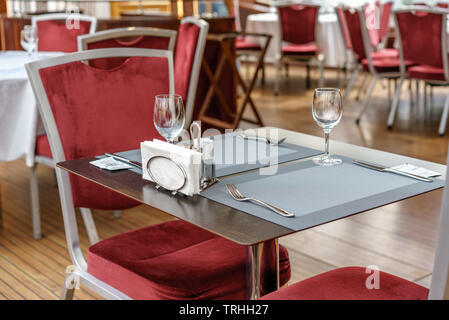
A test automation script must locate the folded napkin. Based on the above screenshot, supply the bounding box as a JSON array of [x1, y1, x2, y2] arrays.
[[141, 139, 202, 196]]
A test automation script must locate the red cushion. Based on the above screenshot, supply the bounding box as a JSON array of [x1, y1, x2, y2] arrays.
[[174, 22, 201, 104], [236, 39, 261, 51], [408, 64, 446, 81], [87, 36, 171, 70], [362, 57, 401, 73], [282, 43, 319, 56], [37, 20, 92, 52], [87, 220, 291, 300], [35, 135, 52, 158], [261, 267, 428, 300], [39, 56, 168, 210], [371, 48, 399, 60]]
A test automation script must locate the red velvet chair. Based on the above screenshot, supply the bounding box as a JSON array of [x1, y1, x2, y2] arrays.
[[273, 2, 324, 95], [77, 27, 177, 70], [32, 13, 97, 52], [263, 145, 449, 301], [387, 7, 449, 135], [174, 18, 209, 128], [26, 48, 291, 300], [34, 26, 179, 241], [341, 6, 405, 124], [29, 13, 97, 240]]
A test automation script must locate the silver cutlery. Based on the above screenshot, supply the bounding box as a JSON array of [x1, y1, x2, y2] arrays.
[[104, 153, 142, 170], [352, 159, 432, 182], [237, 132, 286, 146], [225, 183, 295, 218]]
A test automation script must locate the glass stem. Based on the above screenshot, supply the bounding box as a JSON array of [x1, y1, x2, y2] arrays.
[[324, 130, 330, 158]]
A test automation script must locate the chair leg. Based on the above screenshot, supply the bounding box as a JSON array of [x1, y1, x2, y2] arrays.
[[355, 72, 368, 101], [274, 57, 281, 96], [438, 94, 449, 136], [343, 66, 360, 104], [261, 63, 265, 86], [60, 275, 75, 300], [356, 76, 377, 124], [306, 64, 311, 89], [387, 77, 405, 129], [113, 210, 121, 219], [318, 55, 324, 88], [416, 80, 421, 111], [80, 208, 99, 245], [30, 164, 41, 240], [284, 62, 289, 79]]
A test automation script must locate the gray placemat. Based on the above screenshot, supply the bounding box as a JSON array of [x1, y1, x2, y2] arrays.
[[110, 133, 322, 178], [210, 133, 321, 177], [200, 156, 445, 231]]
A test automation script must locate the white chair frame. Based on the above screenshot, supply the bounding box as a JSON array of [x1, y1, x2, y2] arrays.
[[32, 13, 97, 35], [387, 7, 449, 135], [29, 13, 98, 241], [26, 48, 174, 300], [178, 17, 209, 129], [77, 26, 177, 52], [273, 1, 324, 96]]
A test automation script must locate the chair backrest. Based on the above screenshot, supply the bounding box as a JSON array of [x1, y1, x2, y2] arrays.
[[429, 144, 449, 299], [26, 48, 174, 268], [379, 1, 393, 42], [394, 7, 448, 79], [32, 13, 97, 52], [174, 17, 209, 128], [275, 2, 320, 44], [336, 6, 352, 50], [77, 27, 177, 69], [343, 7, 369, 62], [364, 3, 380, 47]]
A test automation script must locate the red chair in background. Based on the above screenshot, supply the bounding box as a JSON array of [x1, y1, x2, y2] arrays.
[[29, 13, 97, 240], [273, 2, 324, 95], [32, 13, 97, 52], [387, 7, 449, 135], [26, 48, 291, 300], [174, 17, 209, 128], [262, 142, 449, 300], [77, 26, 177, 70], [342, 6, 405, 124]]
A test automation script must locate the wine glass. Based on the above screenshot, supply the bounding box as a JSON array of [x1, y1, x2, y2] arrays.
[[20, 25, 38, 58], [312, 88, 343, 166], [153, 94, 185, 144]]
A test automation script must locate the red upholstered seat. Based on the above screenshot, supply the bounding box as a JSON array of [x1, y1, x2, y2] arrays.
[[361, 57, 401, 73], [408, 64, 446, 81], [236, 39, 261, 51], [36, 20, 93, 52], [88, 220, 291, 300], [35, 135, 52, 158], [371, 48, 399, 59], [282, 43, 319, 56], [261, 267, 428, 300]]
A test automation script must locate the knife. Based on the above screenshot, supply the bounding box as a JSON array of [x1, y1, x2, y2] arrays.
[[237, 132, 286, 146], [352, 159, 433, 182], [105, 153, 142, 170]]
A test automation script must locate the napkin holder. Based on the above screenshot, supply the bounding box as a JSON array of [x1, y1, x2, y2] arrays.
[[141, 140, 201, 196]]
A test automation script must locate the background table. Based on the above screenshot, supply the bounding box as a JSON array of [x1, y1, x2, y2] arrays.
[[245, 12, 347, 68], [0, 51, 60, 166]]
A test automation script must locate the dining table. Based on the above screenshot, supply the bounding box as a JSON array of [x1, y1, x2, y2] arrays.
[[0, 50, 62, 167], [56, 127, 446, 300]]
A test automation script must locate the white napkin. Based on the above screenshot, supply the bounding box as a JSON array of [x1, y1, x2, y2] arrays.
[[141, 139, 202, 196]]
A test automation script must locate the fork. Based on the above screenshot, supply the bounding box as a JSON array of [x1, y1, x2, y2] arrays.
[[237, 132, 286, 146], [225, 184, 295, 218]]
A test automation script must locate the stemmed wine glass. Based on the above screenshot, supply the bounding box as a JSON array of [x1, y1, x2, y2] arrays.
[[312, 88, 343, 166], [20, 25, 38, 58], [154, 94, 185, 144]]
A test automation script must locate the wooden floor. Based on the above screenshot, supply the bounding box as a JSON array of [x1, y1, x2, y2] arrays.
[[0, 63, 448, 299]]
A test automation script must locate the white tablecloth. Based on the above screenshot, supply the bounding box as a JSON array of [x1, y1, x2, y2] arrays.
[[245, 12, 348, 68], [0, 51, 60, 166]]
